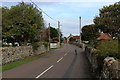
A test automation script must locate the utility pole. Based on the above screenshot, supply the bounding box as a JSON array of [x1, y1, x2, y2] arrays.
[[48, 23, 51, 48], [58, 21, 61, 46], [79, 16, 82, 44]]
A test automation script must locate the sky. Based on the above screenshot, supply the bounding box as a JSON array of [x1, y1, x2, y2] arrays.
[[1, 0, 120, 37]]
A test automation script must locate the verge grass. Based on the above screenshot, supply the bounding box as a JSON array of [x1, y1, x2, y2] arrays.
[[1, 51, 50, 72]]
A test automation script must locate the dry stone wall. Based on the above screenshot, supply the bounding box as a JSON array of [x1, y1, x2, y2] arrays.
[[2, 45, 49, 65], [85, 47, 120, 79]]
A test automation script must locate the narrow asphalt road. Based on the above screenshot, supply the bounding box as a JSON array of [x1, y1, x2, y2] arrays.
[[2, 44, 92, 78]]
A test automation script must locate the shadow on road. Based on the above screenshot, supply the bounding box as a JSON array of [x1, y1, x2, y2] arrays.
[[63, 53, 77, 78], [63, 48, 93, 78]]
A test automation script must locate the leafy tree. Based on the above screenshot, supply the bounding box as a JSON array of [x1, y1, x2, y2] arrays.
[[0, 8, 2, 41], [2, 2, 45, 45], [94, 2, 120, 37], [69, 37, 75, 42], [49, 27, 63, 43], [81, 24, 100, 42], [50, 27, 59, 39]]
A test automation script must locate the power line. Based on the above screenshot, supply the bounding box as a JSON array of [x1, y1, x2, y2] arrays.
[[30, 0, 58, 22]]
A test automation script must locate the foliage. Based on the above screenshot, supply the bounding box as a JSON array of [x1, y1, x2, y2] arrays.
[[50, 27, 59, 39], [96, 40, 119, 59], [69, 37, 76, 42], [32, 42, 41, 51], [94, 2, 120, 37], [50, 27, 63, 43], [81, 24, 100, 42], [32, 41, 49, 50], [0, 41, 1, 47], [42, 42, 49, 47], [2, 2, 45, 46], [86, 43, 95, 48]]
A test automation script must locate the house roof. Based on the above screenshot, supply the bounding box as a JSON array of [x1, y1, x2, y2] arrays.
[[73, 36, 80, 39], [98, 33, 111, 40]]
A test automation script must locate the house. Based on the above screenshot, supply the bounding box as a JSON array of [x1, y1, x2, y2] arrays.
[[67, 34, 80, 43], [73, 36, 80, 41], [97, 32, 111, 40]]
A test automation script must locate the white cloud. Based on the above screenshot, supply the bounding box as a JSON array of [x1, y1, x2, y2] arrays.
[[44, 17, 94, 37], [2, 0, 119, 37], [82, 19, 94, 27], [59, 18, 93, 37], [2, 0, 120, 2]]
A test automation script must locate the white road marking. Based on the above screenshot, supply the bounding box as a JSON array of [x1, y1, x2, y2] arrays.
[[57, 57, 63, 63], [63, 48, 71, 56], [36, 47, 72, 78], [64, 53, 67, 56], [36, 65, 54, 78]]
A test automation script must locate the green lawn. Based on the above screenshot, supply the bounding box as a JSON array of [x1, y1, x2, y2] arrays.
[[1, 51, 50, 72]]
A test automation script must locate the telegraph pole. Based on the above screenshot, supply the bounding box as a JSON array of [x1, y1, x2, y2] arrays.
[[79, 16, 82, 44], [58, 21, 61, 46], [48, 23, 51, 48]]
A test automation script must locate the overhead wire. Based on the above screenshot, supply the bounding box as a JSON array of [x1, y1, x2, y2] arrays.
[[30, 0, 58, 22]]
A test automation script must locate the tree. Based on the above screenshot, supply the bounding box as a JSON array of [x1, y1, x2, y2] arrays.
[[69, 37, 75, 42], [81, 24, 100, 42], [50, 27, 59, 39], [2, 2, 45, 45], [94, 2, 120, 37]]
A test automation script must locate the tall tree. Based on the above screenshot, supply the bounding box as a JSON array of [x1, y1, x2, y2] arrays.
[[50, 27, 59, 39], [94, 2, 120, 37], [81, 24, 100, 42], [2, 2, 45, 45]]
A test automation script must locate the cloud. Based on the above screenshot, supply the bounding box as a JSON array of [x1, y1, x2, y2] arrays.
[[59, 18, 93, 37], [2, 0, 119, 37], [82, 19, 94, 27], [2, 0, 120, 2]]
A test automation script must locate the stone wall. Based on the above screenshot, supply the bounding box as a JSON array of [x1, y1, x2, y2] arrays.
[[85, 47, 120, 79], [69, 42, 85, 48], [2, 45, 49, 65]]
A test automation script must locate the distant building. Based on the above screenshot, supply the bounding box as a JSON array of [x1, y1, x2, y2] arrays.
[[73, 36, 80, 41], [67, 34, 80, 43], [97, 32, 111, 40]]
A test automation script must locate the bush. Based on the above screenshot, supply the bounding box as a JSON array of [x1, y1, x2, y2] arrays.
[[42, 42, 49, 47], [32, 42, 49, 51], [96, 40, 119, 59], [32, 42, 41, 51]]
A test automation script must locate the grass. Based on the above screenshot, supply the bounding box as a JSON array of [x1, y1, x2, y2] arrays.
[[1, 51, 51, 72], [50, 45, 63, 49], [51, 46, 62, 49]]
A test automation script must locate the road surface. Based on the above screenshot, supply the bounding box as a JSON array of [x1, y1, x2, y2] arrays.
[[2, 44, 92, 78]]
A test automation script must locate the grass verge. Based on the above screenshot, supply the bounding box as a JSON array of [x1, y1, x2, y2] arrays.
[[51, 45, 63, 49], [1, 51, 50, 72]]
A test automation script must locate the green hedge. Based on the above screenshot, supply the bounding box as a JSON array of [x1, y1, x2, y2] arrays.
[[32, 42, 49, 51], [96, 40, 119, 59]]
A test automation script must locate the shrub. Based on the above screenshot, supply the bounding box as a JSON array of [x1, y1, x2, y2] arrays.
[[32, 42, 49, 51], [96, 40, 119, 59], [32, 42, 41, 51], [42, 42, 49, 47]]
